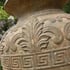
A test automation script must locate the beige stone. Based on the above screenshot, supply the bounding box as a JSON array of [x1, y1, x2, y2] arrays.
[[1, 0, 70, 70]]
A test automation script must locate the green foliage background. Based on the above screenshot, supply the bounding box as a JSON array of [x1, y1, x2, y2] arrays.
[[0, 6, 9, 19], [63, 0, 70, 13], [0, 0, 5, 6], [0, 0, 9, 19], [0, 0, 8, 69], [0, 0, 17, 36]]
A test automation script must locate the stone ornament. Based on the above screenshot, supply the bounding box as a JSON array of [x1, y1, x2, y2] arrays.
[[1, 0, 70, 70]]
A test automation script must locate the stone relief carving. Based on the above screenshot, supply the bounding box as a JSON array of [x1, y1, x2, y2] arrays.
[[1, 13, 70, 70], [64, 23, 70, 41], [0, 16, 66, 54], [0, 16, 70, 53], [1, 0, 70, 70]]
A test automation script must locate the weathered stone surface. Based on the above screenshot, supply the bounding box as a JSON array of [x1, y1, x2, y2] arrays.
[[4, 0, 68, 17], [1, 0, 70, 70]]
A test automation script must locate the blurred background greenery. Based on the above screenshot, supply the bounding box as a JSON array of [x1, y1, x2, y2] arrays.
[[0, 0, 70, 70], [63, 0, 70, 13], [0, 0, 5, 6], [0, 0, 17, 40], [0, 0, 17, 69]]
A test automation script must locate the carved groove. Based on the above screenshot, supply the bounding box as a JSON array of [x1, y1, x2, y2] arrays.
[[64, 23, 70, 41]]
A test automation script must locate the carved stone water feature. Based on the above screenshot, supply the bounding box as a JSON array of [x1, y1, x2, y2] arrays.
[[1, 0, 70, 70]]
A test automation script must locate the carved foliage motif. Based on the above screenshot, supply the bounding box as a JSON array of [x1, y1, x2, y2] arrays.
[[64, 23, 70, 41], [1, 16, 70, 70], [1, 17, 70, 54], [7, 18, 64, 53]]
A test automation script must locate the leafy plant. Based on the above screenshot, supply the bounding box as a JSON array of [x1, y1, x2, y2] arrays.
[[63, 0, 70, 13], [0, 0, 5, 6], [0, 6, 9, 19]]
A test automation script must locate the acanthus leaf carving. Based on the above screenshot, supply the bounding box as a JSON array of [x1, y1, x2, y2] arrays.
[[21, 18, 50, 52], [0, 17, 65, 54], [43, 26, 64, 44], [64, 23, 70, 41]]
